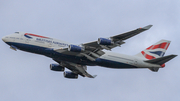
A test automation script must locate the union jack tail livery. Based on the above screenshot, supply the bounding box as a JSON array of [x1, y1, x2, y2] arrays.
[[136, 40, 177, 72], [136, 40, 171, 60]]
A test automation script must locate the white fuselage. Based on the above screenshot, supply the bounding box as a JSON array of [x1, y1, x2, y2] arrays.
[[2, 32, 161, 69]]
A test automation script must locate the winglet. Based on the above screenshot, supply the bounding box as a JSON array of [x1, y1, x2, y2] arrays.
[[142, 25, 153, 30], [92, 75, 97, 78]]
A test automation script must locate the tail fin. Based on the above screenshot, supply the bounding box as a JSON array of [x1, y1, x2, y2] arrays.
[[135, 40, 171, 60], [135, 40, 177, 72]]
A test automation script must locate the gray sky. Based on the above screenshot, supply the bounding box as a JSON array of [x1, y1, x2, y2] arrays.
[[0, 0, 180, 101]]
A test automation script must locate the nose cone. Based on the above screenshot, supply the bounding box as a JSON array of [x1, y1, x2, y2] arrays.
[[2, 36, 6, 42]]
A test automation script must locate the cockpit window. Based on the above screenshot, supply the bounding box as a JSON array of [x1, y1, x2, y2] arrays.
[[15, 32, 19, 34]]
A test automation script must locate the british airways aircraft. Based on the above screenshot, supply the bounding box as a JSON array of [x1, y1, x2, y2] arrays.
[[2, 25, 177, 79]]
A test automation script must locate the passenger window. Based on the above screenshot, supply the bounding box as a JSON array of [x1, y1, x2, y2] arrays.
[[15, 32, 19, 34]]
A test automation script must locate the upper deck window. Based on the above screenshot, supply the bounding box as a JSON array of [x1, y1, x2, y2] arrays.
[[15, 32, 19, 34]]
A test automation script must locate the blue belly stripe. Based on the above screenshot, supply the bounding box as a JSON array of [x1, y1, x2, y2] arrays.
[[5, 42, 137, 69]]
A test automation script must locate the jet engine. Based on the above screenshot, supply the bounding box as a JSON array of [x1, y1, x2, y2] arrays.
[[98, 38, 114, 45], [64, 71, 78, 79], [68, 44, 84, 52], [50, 64, 65, 71]]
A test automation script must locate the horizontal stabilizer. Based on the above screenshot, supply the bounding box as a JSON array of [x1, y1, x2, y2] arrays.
[[144, 55, 177, 65]]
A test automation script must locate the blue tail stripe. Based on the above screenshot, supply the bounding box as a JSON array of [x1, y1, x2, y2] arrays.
[[149, 51, 164, 56]]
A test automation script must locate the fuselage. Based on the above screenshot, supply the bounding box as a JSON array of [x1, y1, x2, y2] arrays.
[[2, 32, 161, 69]]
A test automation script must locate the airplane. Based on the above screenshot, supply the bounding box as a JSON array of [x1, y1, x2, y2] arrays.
[[2, 25, 177, 79]]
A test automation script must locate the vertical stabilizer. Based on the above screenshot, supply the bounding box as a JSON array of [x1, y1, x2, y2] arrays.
[[135, 40, 171, 60]]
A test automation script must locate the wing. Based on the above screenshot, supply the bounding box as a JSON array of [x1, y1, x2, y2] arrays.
[[53, 59, 97, 78], [83, 25, 153, 50], [54, 25, 152, 61]]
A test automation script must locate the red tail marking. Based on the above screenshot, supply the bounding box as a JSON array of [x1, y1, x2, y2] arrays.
[[165, 43, 170, 50], [141, 51, 156, 60], [146, 42, 168, 50], [141, 51, 145, 55], [152, 42, 167, 49], [145, 53, 156, 59]]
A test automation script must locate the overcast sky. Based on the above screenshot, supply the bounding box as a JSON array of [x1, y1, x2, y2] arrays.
[[0, 0, 180, 101]]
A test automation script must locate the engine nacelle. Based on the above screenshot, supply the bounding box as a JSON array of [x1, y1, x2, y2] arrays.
[[98, 38, 114, 45], [64, 71, 78, 79], [68, 45, 84, 52], [50, 64, 65, 71]]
